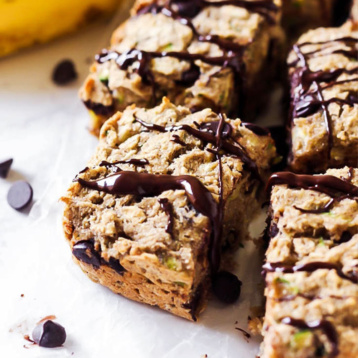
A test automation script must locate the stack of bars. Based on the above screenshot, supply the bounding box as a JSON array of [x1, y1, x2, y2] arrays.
[[80, 0, 283, 135], [262, 168, 358, 357], [61, 0, 358, 356], [261, 6, 358, 358]]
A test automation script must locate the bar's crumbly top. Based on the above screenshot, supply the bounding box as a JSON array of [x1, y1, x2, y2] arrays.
[[261, 168, 358, 358], [80, 0, 281, 125], [62, 99, 276, 284], [266, 167, 358, 263], [288, 21, 358, 171]]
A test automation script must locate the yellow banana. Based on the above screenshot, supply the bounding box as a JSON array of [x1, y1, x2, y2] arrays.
[[0, 0, 120, 57]]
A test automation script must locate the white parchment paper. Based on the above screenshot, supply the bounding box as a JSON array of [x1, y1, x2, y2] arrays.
[[0, 2, 282, 356]]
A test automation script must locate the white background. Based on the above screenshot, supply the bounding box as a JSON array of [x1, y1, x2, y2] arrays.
[[0, 2, 281, 356]]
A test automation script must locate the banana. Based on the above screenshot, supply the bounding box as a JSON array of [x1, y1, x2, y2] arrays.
[[0, 0, 120, 57]]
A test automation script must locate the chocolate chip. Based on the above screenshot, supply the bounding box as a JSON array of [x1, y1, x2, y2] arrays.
[[107, 257, 125, 275], [0, 158, 13, 178], [7, 181, 33, 210], [212, 271, 242, 304], [32, 320, 66, 348], [72, 240, 101, 268], [174, 1, 202, 18], [269, 222, 279, 238], [52, 59, 77, 85]]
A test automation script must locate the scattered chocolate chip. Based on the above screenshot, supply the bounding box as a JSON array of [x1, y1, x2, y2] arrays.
[[32, 320, 66, 348], [212, 271, 242, 304], [21, 294, 24, 297], [0, 158, 13, 178], [7, 181, 33, 210], [52, 59, 77, 85]]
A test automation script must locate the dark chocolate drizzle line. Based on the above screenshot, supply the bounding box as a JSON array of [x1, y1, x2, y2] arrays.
[[294, 197, 335, 214], [281, 317, 339, 358], [241, 122, 270, 136], [268, 171, 358, 220], [267, 172, 358, 198], [94, 0, 278, 115], [138, 0, 278, 24], [289, 37, 358, 159], [78, 172, 222, 272], [134, 116, 261, 180], [171, 134, 185, 146], [99, 158, 149, 168], [262, 261, 358, 284], [210, 114, 225, 270], [276, 293, 353, 302], [96, 48, 245, 103], [158, 198, 174, 238]]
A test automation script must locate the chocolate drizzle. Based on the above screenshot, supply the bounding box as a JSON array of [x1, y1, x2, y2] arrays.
[[99, 158, 149, 168], [96, 48, 245, 106], [94, 0, 278, 115], [268, 171, 358, 216], [281, 317, 339, 357], [171, 134, 185, 146], [294, 198, 335, 214], [76, 115, 263, 275], [159, 198, 174, 237], [289, 36, 358, 159], [135, 116, 261, 180], [78, 172, 222, 271], [262, 261, 357, 284], [241, 122, 270, 136], [138, 0, 278, 23], [267, 172, 358, 198]]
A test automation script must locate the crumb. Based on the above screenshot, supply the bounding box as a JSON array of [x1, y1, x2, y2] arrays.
[[20, 294, 24, 297], [248, 316, 263, 336]]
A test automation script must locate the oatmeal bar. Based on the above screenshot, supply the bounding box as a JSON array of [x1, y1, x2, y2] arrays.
[[261, 168, 358, 358], [80, 0, 283, 135], [287, 21, 358, 173], [61, 98, 277, 320]]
